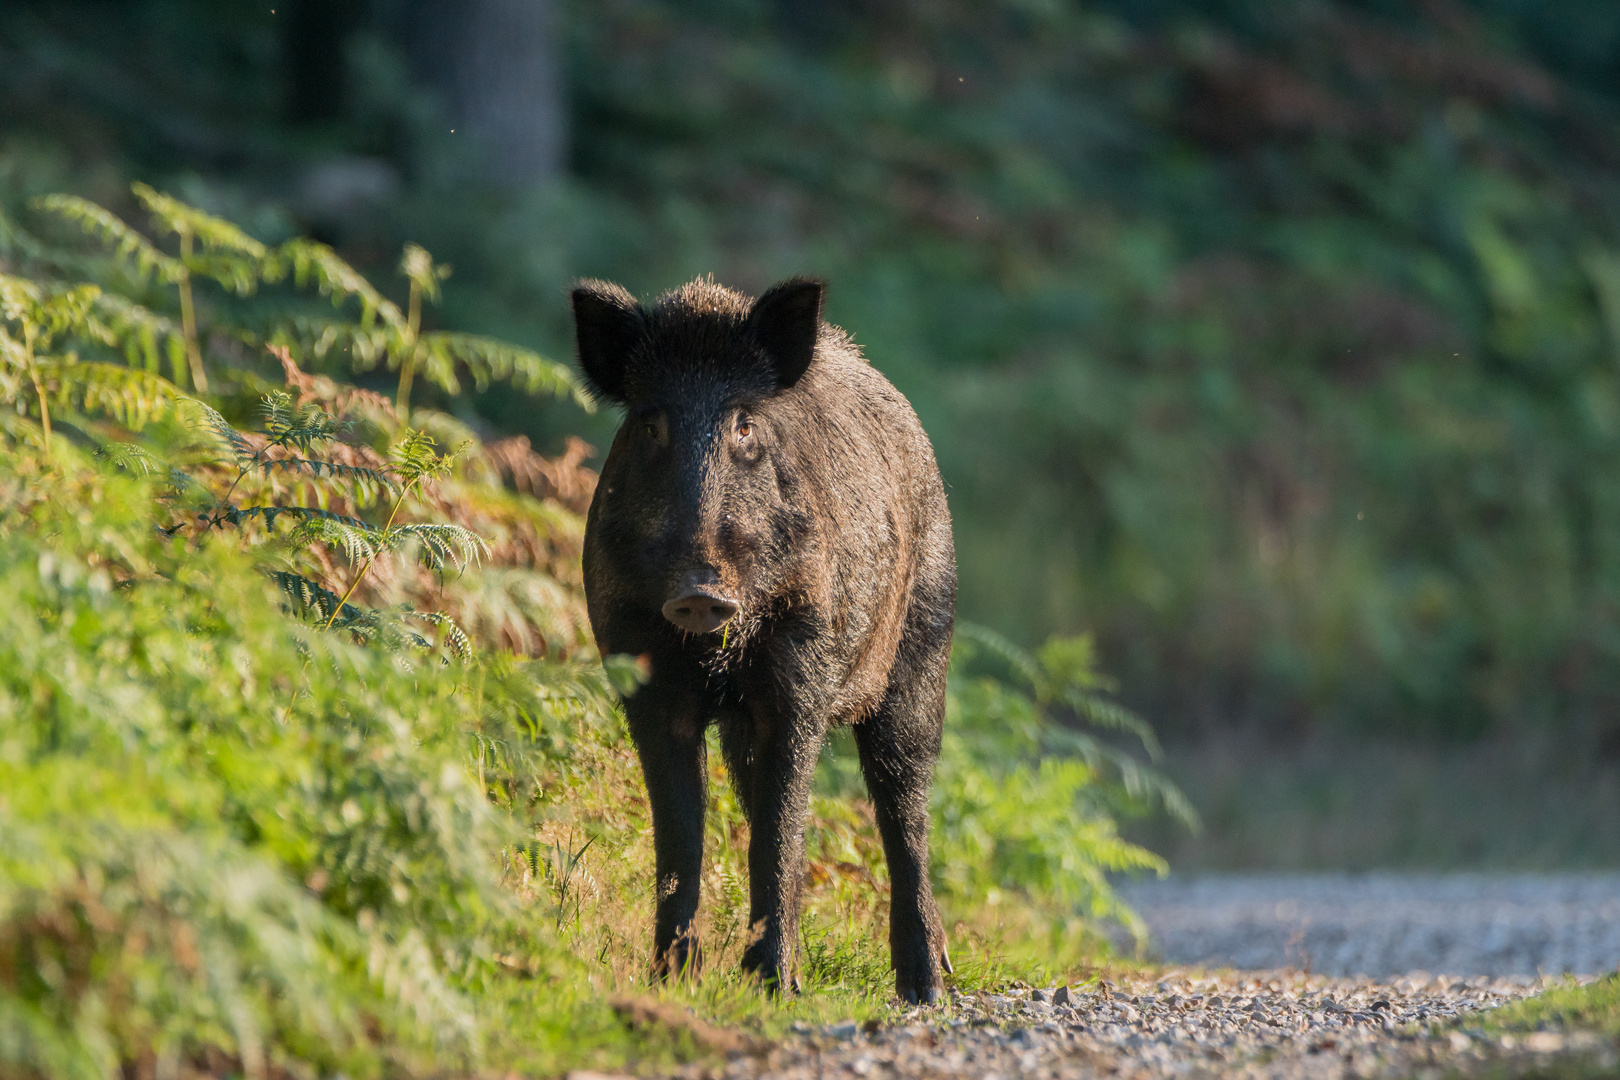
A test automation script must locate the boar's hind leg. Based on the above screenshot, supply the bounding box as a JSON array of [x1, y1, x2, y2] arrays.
[[855, 638, 951, 1005], [627, 689, 709, 982], [736, 706, 825, 995]]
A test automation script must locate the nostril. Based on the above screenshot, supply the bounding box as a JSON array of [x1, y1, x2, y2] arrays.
[[662, 591, 739, 633]]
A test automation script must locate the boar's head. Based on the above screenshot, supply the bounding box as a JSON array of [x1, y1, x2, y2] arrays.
[[572, 276, 824, 640]]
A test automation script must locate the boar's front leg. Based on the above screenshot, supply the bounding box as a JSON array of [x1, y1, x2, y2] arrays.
[[737, 702, 826, 994], [626, 685, 709, 982]]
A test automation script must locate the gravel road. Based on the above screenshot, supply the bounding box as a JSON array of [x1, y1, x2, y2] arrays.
[[592, 874, 1620, 1080], [615, 970, 1611, 1080], [1120, 872, 1620, 977]]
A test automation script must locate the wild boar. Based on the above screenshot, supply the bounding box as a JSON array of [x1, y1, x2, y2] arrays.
[[573, 275, 955, 1003]]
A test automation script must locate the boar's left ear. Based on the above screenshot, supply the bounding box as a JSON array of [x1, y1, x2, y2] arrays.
[[747, 276, 824, 389], [571, 279, 645, 404]]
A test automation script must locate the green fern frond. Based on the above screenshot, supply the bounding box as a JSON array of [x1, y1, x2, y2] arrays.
[[256, 456, 396, 492], [0, 276, 105, 349], [260, 391, 340, 452], [267, 569, 365, 625], [952, 621, 1043, 692], [405, 409, 483, 458], [293, 514, 386, 563], [98, 441, 203, 501], [399, 244, 450, 307], [37, 285, 107, 346], [186, 400, 257, 464], [0, 207, 48, 262], [89, 293, 187, 374], [32, 194, 185, 285], [386, 522, 488, 573], [391, 428, 461, 485], [269, 570, 471, 661], [185, 252, 266, 296], [405, 610, 473, 661], [36, 356, 185, 429], [270, 315, 394, 367], [271, 239, 405, 332], [0, 409, 46, 449], [98, 440, 169, 477], [1042, 724, 1198, 828], [0, 273, 42, 322], [1058, 689, 1162, 760], [131, 183, 267, 258], [444, 568, 585, 657], [416, 332, 591, 408], [227, 503, 379, 544]]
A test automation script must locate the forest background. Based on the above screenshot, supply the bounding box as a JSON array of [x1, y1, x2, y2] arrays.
[[4, 0, 1620, 872]]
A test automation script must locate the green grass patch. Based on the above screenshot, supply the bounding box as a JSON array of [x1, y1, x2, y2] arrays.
[[1483, 974, 1620, 1038]]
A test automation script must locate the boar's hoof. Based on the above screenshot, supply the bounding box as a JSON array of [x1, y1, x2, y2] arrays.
[[651, 935, 703, 983], [739, 942, 795, 995], [896, 981, 943, 1006], [662, 590, 739, 634], [893, 942, 945, 1004]]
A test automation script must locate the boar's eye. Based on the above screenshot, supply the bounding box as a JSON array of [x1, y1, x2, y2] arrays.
[[638, 409, 667, 445], [735, 419, 754, 441]]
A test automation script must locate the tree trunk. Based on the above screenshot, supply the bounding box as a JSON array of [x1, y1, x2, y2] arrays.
[[399, 0, 564, 185], [283, 0, 366, 124]]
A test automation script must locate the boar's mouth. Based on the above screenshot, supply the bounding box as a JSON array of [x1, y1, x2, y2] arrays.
[[661, 585, 740, 635]]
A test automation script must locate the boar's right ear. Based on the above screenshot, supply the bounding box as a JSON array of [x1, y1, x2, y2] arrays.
[[748, 277, 824, 390], [571, 280, 644, 404]]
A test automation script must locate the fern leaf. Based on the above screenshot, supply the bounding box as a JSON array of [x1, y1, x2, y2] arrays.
[[385, 522, 489, 573], [269, 315, 394, 367], [404, 410, 483, 459], [33, 194, 185, 284], [260, 391, 340, 452], [267, 570, 366, 626], [270, 239, 405, 333], [98, 442, 204, 505], [405, 610, 473, 661], [257, 457, 397, 492], [0, 207, 48, 262], [1059, 688, 1163, 760], [36, 356, 185, 429], [291, 514, 385, 564], [99, 440, 171, 477], [953, 621, 1043, 693], [0, 272, 42, 322], [132, 183, 267, 258], [0, 276, 106, 349], [399, 243, 449, 306], [226, 504, 380, 548], [186, 399, 257, 465], [269, 571, 472, 661], [89, 293, 186, 373], [417, 332, 591, 408], [186, 252, 267, 296]]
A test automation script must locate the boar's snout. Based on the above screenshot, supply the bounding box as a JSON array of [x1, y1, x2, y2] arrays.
[[662, 585, 740, 635]]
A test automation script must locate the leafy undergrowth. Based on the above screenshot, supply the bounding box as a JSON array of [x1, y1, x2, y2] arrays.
[[0, 189, 1191, 1078], [1483, 974, 1620, 1039]]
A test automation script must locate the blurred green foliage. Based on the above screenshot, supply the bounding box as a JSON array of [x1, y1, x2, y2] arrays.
[[0, 190, 1186, 1074], [4, 2, 1619, 760]]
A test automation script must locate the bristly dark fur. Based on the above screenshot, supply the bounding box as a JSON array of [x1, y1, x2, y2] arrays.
[[574, 275, 956, 1003]]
